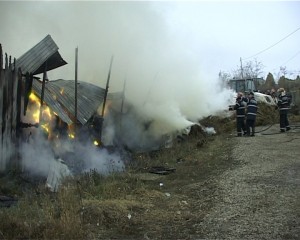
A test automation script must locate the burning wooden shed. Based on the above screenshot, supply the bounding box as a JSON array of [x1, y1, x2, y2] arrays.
[[30, 78, 123, 144], [15, 34, 123, 146], [0, 34, 126, 190], [0, 34, 68, 171], [14, 34, 68, 129]]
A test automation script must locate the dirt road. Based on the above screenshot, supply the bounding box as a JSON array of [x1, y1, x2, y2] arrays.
[[192, 123, 300, 239]]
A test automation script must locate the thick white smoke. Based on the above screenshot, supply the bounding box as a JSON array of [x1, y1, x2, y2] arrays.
[[73, 143, 125, 174], [19, 100, 125, 184], [0, 2, 233, 112], [19, 126, 125, 191], [1, 2, 235, 176], [20, 130, 55, 177]]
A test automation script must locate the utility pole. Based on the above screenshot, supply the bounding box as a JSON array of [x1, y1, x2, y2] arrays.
[[74, 47, 78, 135], [240, 57, 244, 79], [240, 57, 247, 92]]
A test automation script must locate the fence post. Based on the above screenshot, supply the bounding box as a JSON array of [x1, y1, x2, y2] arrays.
[[0, 47, 20, 171], [0, 45, 3, 169]]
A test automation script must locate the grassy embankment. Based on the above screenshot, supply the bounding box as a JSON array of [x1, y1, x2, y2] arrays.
[[1, 103, 297, 239]]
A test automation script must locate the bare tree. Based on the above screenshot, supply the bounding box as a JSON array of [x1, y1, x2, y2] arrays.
[[219, 70, 231, 84], [279, 66, 287, 77], [231, 67, 242, 79], [218, 70, 232, 89], [232, 58, 265, 79], [243, 59, 264, 78]]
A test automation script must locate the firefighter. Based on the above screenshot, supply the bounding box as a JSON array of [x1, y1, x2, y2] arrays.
[[270, 88, 278, 103], [277, 88, 291, 132], [233, 92, 247, 137], [245, 92, 258, 137]]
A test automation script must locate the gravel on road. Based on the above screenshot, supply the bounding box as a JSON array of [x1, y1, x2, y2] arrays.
[[193, 124, 300, 239]]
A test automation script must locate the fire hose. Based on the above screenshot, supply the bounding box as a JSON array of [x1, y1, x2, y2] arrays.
[[229, 104, 300, 135], [257, 106, 300, 135]]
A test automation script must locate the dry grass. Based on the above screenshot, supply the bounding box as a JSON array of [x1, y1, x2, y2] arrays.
[[0, 185, 85, 239], [0, 137, 230, 239], [256, 102, 279, 126], [0, 107, 299, 239]]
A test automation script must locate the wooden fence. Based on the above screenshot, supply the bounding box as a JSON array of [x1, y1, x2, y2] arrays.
[[0, 44, 22, 171]]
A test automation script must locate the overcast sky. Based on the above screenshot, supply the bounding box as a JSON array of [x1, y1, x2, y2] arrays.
[[1, 1, 299, 90]]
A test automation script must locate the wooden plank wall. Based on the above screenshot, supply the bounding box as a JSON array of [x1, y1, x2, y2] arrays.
[[0, 44, 22, 171]]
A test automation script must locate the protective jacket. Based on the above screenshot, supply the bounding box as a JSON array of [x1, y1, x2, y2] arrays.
[[246, 98, 258, 120], [234, 97, 247, 136], [277, 92, 291, 132], [277, 93, 291, 114], [234, 97, 246, 118]]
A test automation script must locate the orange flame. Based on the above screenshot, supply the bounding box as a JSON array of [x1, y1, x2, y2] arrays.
[[28, 92, 56, 138]]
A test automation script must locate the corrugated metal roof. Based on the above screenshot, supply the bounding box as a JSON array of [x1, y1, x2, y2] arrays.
[[32, 79, 122, 125], [15, 35, 67, 75]]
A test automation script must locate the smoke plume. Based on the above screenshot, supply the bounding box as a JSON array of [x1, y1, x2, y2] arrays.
[[1, 2, 235, 176]]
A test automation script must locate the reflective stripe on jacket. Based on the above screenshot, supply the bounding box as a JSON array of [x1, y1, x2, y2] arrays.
[[234, 98, 246, 118], [247, 98, 257, 120], [277, 95, 291, 112]]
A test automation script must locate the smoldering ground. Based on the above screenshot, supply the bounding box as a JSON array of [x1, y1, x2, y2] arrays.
[[18, 99, 125, 182], [19, 127, 126, 187]]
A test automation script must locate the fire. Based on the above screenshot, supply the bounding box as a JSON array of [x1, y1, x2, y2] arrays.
[[69, 133, 75, 139], [29, 93, 41, 123], [41, 105, 52, 122], [29, 92, 52, 123], [26, 93, 67, 139], [41, 123, 50, 133], [29, 92, 41, 104], [67, 124, 76, 140], [27, 93, 101, 146], [32, 110, 40, 123]]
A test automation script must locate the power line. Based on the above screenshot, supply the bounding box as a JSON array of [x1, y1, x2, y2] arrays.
[[243, 26, 300, 60], [270, 50, 300, 72], [281, 50, 300, 66]]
